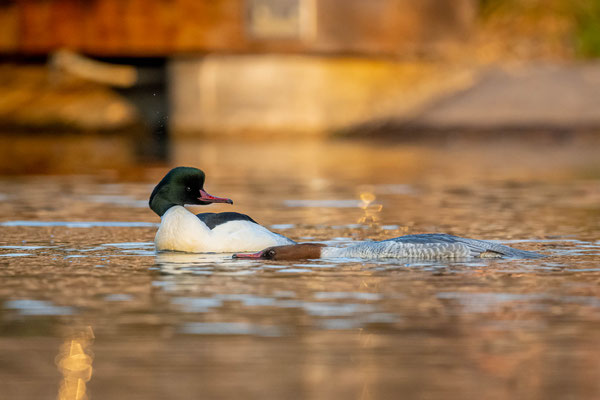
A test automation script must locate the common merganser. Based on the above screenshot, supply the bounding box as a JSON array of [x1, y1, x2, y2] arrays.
[[149, 167, 294, 252], [233, 234, 543, 260]]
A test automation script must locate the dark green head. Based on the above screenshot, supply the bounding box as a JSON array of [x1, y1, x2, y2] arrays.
[[149, 167, 233, 217]]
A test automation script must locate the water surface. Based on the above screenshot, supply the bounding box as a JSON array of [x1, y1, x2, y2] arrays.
[[1, 138, 599, 399]]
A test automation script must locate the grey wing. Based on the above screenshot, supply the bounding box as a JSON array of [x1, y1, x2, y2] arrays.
[[383, 233, 543, 259]]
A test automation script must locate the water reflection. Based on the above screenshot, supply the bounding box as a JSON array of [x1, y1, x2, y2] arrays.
[[0, 139, 599, 399], [155, 251, 249, 274], [56, 327, 94, 400], [358, 191, 383, 225]]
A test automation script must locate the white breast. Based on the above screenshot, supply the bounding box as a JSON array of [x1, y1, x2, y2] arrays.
[[154, 206, 293, 253]]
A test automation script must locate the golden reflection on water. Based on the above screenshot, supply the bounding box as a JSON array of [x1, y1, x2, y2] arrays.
[[358, 191, 382, 225], [55, 327, 94, 400]]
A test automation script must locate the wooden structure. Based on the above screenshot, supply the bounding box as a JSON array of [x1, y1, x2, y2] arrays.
[[0, 0, 476, 57], [0, 0, 478, 137]]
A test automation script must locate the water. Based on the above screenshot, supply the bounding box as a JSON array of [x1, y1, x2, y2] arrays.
[[1, 138, 600, 399]]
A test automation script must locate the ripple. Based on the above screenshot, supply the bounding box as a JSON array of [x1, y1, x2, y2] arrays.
[[437, 291, 600, 313], [4, 299, 75, 315], [276, 268, 313, 273], [179, 322, 281, 337], [104, 294, 134, 302], [0, 245, 49, 250], [102, 242, 155, 248], [314, 292, 382, 301], [0, 221, 158, 228], [85, 194, 148, 208], [168, 294, 384, 322], [270, 224, 296, 230], [284, 200, 364, 208], [172, 297, 223, 312]]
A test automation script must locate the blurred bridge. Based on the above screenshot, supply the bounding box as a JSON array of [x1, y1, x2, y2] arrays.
[[0, 0, 477, 137], [0, 0, 475, 57]]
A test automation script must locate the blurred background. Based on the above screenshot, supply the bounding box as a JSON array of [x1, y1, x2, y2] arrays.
[[1, 0, 600, 173]]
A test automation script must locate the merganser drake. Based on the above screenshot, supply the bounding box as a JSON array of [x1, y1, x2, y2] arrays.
[[149, 167, 294, 252], [233, 233, 543, 260]]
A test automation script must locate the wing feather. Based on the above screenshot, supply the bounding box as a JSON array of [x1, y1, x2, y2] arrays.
[[383, 233, 542, 258], [196, 212, 258, 230]]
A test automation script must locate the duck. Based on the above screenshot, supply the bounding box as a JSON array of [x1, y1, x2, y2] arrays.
[[233, 233, 543, 260], [149, 167, 295, 252]]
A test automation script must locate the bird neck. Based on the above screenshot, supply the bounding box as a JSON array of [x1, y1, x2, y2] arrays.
[[277, 243, 325, 260], [149, 193, 177, 217]]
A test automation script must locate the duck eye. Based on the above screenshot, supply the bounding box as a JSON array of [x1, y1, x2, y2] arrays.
[[266, 250, 276, 258], [185, 186, 192, 192]]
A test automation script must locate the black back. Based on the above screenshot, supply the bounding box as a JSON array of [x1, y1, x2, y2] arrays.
[[196, 212, 258, 230]]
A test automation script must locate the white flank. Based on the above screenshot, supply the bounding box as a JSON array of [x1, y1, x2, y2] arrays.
[[154, 206, 293, 253]]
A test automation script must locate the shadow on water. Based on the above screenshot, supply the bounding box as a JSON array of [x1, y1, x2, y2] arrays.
[[0, 137, 599, 399]]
